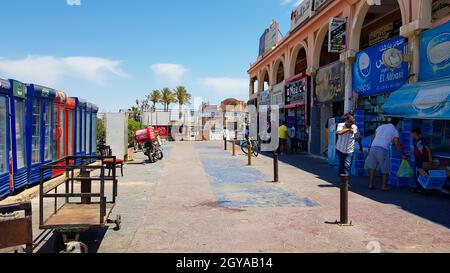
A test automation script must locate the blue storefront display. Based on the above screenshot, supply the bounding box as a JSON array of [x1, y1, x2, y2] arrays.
[[0, 79, 11, 197], [86, 103, 99, 162], [9, 79, 28, 192], [353, 35, 408, 96], [73, 97, 87, 165], [26, 84, 56, 185], [420, 21, 450, 82], [383, 77, 450, 120]]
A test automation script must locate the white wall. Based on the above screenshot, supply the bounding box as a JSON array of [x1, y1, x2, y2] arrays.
[[104, 113, 128, 160]]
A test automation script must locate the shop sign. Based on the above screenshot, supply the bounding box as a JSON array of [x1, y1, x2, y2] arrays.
[[420, 21, 450, 81], [315, 61, 345, 103], [291, 0, 312, 31], [12, 80, 26, 98], [433, 0, 450, 21], [352, 35, 408, 96], [259, 21, 279, 57], [313, 0, 330, 11], [329, 17, 346, 53], [285, 75, 308, 106], [259, 90, 270, 105], [271, 83, 285, 108], [0, 79, 10, 90]]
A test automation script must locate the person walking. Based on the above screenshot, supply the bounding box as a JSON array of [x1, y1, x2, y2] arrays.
[[336, 113, 363, 186], [288, 124, 296, 153], [278, 121, 288, 155], [366, 118, 407, 191]]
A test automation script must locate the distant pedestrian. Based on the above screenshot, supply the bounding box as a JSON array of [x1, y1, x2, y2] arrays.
[[288, 124, 296, 153], [336, 113, 363, 185], [366, 118, 407, 191], [278, 121, 288, 155]]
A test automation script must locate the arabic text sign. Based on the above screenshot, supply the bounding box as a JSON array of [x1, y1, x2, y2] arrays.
[[420, 21, 450, 81], [291, 0, 312, 31], [329, 18, 346, 53], [352, 35, 408, 96]]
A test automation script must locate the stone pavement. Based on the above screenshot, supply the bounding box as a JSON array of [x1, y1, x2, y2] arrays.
[[27, 141, 450, 253]]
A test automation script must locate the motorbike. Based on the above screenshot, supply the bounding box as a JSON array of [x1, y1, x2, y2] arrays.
[[143, 140, 164, 163]]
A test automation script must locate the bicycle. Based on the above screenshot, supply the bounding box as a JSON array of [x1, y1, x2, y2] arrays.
[[241, 138, 260, 157]]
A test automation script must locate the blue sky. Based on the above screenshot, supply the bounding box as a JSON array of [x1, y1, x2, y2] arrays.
[[0, 0, 301, 112]]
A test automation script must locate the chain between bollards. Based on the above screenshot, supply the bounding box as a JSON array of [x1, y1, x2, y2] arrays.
[[273, 151, 279, 182]]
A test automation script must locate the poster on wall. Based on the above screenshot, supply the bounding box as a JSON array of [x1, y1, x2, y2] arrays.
[[432, 0, 450, 21], [420, 21, 450, 81], [291, 0, 312, 31], [328, 17, 347, 53], [352, 35, 408, 96], [259, 21, 279, 57], [315, 61, 345, 103]]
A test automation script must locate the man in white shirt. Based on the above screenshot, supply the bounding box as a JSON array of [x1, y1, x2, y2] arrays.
[[336, 113, 363, 185], [366, 118, 407, 191]]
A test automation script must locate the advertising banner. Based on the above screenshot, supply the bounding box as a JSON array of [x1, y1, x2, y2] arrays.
[[259, 21, 279, 57], [329, 18, 346, 53], [420, 21, 450, 81], [315, 61, 345, 103], [291, 0, 312, 31], [352, 35, 408, 96], [154, 125, 169, 137], [259, 90, 270, 105], [314, 0, 330, 11]]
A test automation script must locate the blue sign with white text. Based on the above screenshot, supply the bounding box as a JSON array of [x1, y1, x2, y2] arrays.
[[420, 21, 450, 81], [353, 35, 408, 96]]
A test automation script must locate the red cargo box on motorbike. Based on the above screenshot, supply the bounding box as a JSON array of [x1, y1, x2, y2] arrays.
[[134, 127, 157, 143]]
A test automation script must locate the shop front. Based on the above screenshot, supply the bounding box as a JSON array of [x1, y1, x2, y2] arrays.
[[314, 61, 345, 156], [383, 21, 450, 191], [351, 35, 409, 177], [285, 72, 309, 152]]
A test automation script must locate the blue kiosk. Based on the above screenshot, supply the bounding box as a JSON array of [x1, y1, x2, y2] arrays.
[[9, 79, 28, 192], [0, 79, 11, 197], [73, 97, 87, 165], [26, 84, 56, 184]]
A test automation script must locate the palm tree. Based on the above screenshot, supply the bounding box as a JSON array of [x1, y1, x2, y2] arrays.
[[160, 87, 177, 112], [174, 86, 191, 119], [148, 90, 162, 112]]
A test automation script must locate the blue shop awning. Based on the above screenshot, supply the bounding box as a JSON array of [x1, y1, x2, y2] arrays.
[[383, 77, 450, 120]]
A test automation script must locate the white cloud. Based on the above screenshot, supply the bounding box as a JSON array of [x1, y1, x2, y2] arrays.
[[151, 63, 188, 84], [0, 55, 128, 87], [67, 0, 81, 6], [200, 77, 248, 97], [281, 0, 303, 6]]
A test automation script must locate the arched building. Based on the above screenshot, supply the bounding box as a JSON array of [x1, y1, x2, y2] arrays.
[[248, 0, 449, 158]]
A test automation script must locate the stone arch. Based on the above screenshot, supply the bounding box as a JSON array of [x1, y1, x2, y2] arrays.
[[289, 41, 309, 77], [312, 22, 330, 70], [349, 0, 408, 52], [272, 56, 286, 84], [258, 67, 271, 92]]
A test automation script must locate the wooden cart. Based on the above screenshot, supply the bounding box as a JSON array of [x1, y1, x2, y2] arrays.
[[39, 156, 121, 253]]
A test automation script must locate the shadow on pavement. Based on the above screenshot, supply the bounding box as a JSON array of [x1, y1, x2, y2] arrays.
[[260, 151, 450, 229], [36, 227, 108, 253]]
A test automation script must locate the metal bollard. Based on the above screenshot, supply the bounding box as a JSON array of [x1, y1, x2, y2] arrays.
[[340, 176, 350, 225], [248, 142, 252, 166], [232, 140, 236, 156], [273, 151, 279, 182], [224, 138, 227, 151]]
